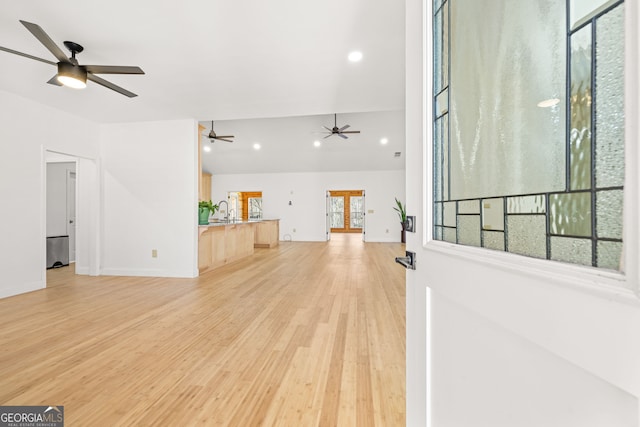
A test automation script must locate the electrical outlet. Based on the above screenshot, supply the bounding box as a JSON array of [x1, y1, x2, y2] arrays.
[[152, 249, 158, 258], [293, 228, 296, 232], [386, 229, 389, 233]]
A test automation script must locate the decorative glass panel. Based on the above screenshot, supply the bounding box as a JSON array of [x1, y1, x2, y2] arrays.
[[595, 4, 625, 189], [435, 226, 443, 240], [444, 227, 457, 243], [432, 0, 625, 272], [596, 190, 623, 239], [483, 231, 505, 251], [549, 192, 592, 236], [443, 115, 449, 200], [507, 195, 546, 214], [482, 198, 504, 231], [436, 88, 449, 117], [449, 0, 566, 200], [434, 118, 443, 202], [443, 201, 456, 227], [550, 237, 592, 266], [458, 215, 481, 247], [434, 9, 443, 93], [442, 1, 449, 89], [458, 200, 479, 214], [434, 202, 443, 226], [570, 25, 592, 191], [506, 215, 547, 259], [570, 0, 613, 28], [597, 241, 623, 270]]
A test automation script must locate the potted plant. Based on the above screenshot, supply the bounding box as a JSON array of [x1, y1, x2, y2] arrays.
[[198, 200, 219, 225], [394, 197, 408, 243]]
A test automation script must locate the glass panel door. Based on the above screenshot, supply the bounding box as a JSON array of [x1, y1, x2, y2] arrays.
[[330, 196, 345, 229], [350, 196, 364, 229]]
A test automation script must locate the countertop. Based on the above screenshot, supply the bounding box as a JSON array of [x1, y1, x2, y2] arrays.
[[199, 219, 279, 228]]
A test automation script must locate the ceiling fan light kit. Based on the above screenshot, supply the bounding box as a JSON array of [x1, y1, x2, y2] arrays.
[[57, 61, 87, 88], [0, 20, 144, 97]]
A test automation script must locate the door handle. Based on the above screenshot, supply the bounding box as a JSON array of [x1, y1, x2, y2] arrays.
[[395, 251, 416, 270]]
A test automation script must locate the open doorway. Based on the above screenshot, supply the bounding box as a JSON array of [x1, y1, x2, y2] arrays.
[[327, 190, 365, 240], [44, 151, 98, 285], [46, 155, 76, 274]]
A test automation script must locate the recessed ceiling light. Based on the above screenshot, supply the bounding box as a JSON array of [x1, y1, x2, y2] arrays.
[[348, 51, 363, 62], [253, 143, 261, 150], [203, 145, 211, 152], [537, 98, 560, 108], [380, 138, 389, 145], [314, 140, 321, 147]]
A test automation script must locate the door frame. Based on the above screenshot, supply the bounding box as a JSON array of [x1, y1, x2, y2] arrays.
[[43, 149, 100, 281]]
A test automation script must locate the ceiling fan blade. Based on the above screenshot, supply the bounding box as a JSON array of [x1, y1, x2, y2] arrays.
[[0, 45, 56, 65], [341, 130, 361, 134], [87, 73, 137, 98], [323, 134, 333, 139], [19, 20, 68, 63], [215, 135, 234, 139], [85, 65, 145, 75], [214, 137, 234, 143], [338, 133, 348, 139], [46, 75, 62, 86], [323, 126, 333, 132], [339, 124, 350, 131]]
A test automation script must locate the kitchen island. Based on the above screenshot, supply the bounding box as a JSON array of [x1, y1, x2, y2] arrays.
[[198, 219, 279, 274]]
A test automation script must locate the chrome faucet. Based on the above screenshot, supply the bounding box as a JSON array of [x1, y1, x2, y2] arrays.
[[229, 209, 236, 222], [218, 200, 229, 222]]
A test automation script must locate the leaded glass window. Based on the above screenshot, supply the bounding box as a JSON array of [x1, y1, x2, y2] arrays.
[[432, 0, 625, 271]]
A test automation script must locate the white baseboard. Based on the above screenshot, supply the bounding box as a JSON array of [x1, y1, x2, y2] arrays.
[[100, 268, 197, 278], [0, 280, 45, 300]]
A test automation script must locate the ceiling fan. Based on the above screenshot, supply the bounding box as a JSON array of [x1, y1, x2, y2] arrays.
[[0, 20, 145, 97], [207, 121, 234, 143], [322, 114, 361, 139]]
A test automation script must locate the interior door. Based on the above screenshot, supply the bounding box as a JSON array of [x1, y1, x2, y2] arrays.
[[66, 169, 76, 263], [405, 0, 640, 425]]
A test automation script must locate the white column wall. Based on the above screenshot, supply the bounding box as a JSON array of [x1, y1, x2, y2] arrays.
[[100, 119, 199, 277]]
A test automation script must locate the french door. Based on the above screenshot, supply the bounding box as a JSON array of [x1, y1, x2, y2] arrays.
[[328, 190, 364, 233]]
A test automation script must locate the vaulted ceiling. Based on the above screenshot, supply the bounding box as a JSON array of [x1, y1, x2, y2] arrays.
[[0, 0, 406, 172]]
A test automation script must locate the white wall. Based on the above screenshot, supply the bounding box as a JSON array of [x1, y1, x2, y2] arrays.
[[100, 119, 198, 277], [0, 89, 99, 299], [211, 170, 405, 242]]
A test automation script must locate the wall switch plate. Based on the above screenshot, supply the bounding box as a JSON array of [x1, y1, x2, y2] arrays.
[[152, 249, 158, 258]]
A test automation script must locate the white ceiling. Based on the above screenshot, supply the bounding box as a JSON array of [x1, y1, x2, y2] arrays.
[[0, 0, 406, 172], [201, 110, 405, 174]]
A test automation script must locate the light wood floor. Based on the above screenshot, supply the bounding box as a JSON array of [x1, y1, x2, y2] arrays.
[[0, 234, 406, 426]]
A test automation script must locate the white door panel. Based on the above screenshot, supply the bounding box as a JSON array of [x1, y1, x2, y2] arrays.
[[405, 0, 640, 425]]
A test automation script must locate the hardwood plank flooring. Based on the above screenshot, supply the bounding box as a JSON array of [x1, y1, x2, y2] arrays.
[[0, 234, 406, 426]]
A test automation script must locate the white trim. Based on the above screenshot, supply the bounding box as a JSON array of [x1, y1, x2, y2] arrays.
[[0, 281, 45, 300], [624, 0, 640, 297], [100, 268, 197, 278]]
